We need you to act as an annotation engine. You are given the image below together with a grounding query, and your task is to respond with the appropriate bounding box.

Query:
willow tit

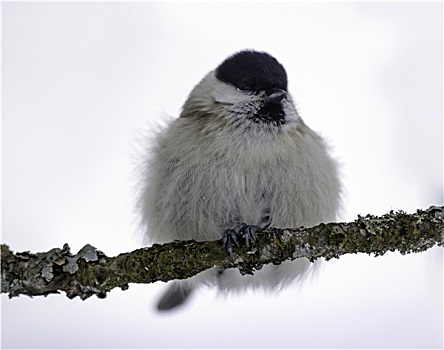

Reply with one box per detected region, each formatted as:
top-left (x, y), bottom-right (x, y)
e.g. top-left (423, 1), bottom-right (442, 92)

top-left (137, 50), bottom-right (342, 311)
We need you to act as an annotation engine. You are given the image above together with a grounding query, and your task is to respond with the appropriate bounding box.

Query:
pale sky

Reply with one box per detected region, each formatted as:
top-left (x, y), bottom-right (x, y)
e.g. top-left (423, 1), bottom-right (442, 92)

top-left (2, 2), bottom-right (443, 349)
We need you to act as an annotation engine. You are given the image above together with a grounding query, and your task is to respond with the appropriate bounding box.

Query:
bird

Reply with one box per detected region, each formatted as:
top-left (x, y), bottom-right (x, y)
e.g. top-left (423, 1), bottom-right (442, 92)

top-left (136, 49), bottom-right (342, 311)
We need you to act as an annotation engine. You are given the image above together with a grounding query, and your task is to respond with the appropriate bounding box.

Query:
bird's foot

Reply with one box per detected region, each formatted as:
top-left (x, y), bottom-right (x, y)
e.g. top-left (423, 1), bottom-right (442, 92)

top-left (222, 229), bottom-right (239, 259)
top-left (222, 223), bottom-right (261, 258)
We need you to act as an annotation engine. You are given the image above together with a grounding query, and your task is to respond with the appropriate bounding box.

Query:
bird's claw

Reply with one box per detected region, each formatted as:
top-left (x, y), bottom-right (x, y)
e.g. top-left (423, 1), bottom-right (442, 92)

top-left (239, 224), bottom-right (260, 248)
top-left (222, 224), bottom-right (261, 257)
top-left (222, 229), bottom-right (239, 258)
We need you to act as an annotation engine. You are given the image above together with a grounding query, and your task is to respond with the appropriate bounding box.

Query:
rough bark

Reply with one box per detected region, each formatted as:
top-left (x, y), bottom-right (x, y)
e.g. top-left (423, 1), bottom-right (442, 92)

top-left (2, 207), bottom-right (443, 300)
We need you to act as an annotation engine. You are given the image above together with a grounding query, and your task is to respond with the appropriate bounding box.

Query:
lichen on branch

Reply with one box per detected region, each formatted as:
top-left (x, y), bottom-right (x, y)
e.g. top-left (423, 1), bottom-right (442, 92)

top-left (1, 207), bottom-right (443, 300)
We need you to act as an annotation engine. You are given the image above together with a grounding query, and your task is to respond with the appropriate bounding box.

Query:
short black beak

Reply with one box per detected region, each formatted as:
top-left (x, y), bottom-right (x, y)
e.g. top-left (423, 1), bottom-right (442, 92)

top-left (263, 89), bottom-right (287, 104)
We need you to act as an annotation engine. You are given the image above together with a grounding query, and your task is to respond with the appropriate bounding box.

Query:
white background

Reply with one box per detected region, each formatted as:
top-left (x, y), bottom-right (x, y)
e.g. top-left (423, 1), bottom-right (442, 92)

top-left (2, 2), bottom-right (443, 349)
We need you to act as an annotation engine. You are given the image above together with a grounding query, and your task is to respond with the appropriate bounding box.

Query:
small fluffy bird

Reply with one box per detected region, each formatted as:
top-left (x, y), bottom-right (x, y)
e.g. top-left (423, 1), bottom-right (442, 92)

top-left (137, 50), bottom-right (342, 311)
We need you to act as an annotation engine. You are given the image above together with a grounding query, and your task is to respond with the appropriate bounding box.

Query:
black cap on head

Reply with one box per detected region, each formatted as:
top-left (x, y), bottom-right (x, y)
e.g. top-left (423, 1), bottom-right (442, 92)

top-left (215, 50), bottom-right (288, 94)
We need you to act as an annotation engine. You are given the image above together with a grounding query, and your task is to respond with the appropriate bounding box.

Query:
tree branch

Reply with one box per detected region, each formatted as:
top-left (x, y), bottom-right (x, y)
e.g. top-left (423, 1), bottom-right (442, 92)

top-left (2, 208), bottom-right (443, 300)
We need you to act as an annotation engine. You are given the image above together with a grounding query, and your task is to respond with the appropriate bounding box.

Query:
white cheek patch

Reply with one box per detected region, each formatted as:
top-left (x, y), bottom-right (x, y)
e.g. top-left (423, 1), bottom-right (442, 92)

top-left (213, 84), bottom-right (257, 105)
top-left (212, 84), bottom-right (265, 118)
top-left (281, 95), bottom-right (301, 123)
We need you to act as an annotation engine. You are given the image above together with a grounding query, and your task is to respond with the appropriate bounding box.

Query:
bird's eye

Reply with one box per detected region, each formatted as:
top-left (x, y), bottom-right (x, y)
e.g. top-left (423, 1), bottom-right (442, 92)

top-left (239, 81), bottom-right (251, 91)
